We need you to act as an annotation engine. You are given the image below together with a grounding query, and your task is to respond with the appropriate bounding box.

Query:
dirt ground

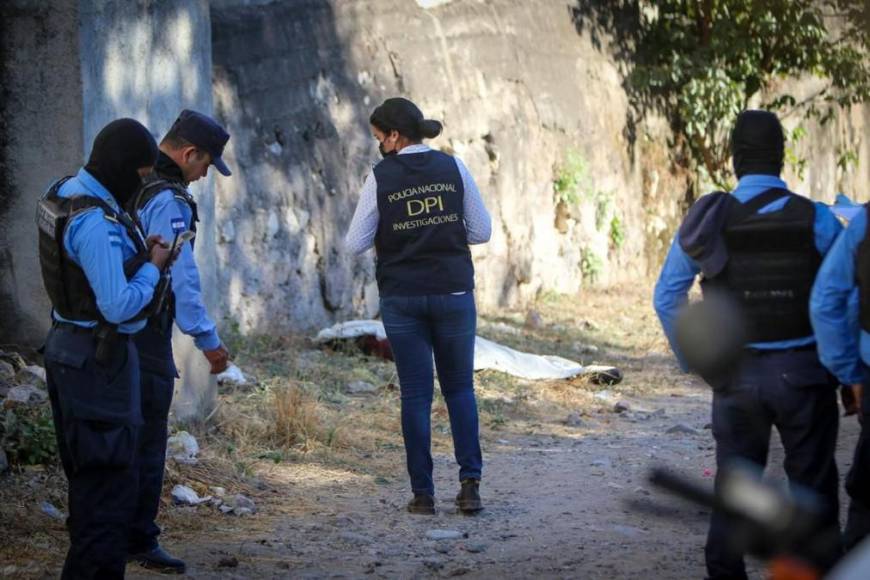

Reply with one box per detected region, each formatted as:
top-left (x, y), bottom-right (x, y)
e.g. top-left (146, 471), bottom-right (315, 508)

top-left (0, 285), bottom-right (862, 579)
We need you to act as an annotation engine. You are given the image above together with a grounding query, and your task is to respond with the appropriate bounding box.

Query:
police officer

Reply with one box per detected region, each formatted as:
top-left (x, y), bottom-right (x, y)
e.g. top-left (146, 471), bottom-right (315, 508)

top-left (345, 98), bottom-right (492, 514)
top-left (810, 208), bottom-right (870, 551)
top-left (37, 118), bottom-right (173, 578)
top-left (653, 110), bottom-right (843, 579)
top-left (125, 110), bottom-right (232, 573)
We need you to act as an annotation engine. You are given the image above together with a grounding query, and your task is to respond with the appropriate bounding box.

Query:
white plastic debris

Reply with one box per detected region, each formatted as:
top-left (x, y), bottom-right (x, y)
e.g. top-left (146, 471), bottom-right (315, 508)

top-left (217, 363), bottom-right (248, 386)
top-left (474, 336), bottom-right (583, 379)
top-left (40, 501), bottom-right (65, 520)
top-left (6, 385), bottom-right (48, 404)
top-left (220, 493), bottom-right (256, 516)
top-left (17, 365), bottom-right (46, 386)
top-left (315, 320), bottom-right (622, 382)
top-left (315, 320), bottom-right (388, 342)
top-left (345, 380), bottom-right (378, 395)
top-left (425, 529), bottom-right (466, 541)
top-left (166, 431), bottom-right (199, 464)
top-left (416, 0), bottom-right (454, 9)
top-left (171, 484), bottom-right (211, 506)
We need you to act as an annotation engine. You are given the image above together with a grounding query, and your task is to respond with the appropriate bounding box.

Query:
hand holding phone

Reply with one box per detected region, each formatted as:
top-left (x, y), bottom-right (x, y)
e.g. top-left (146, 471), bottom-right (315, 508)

top-left (170, 230), bottom-right (196, 253)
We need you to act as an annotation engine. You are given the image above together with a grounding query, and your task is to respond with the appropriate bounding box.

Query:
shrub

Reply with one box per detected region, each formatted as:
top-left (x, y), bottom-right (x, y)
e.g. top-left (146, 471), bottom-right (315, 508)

top-left (553, 149), bottom-right (593, 206)
top-left (0, 405), bottom-right (57, 466)
top-left (580, 247), bottom-right (604, 283)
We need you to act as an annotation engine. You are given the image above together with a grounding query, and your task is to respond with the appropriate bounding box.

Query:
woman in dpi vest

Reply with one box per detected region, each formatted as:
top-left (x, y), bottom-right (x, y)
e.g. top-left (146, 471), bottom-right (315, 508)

top-left (346, 98), bottom-right (492, 514)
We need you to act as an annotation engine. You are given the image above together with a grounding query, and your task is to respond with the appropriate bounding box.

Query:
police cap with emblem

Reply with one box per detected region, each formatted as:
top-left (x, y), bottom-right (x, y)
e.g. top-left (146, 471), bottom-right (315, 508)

top-left (170, 109), bottom-right (232, 177)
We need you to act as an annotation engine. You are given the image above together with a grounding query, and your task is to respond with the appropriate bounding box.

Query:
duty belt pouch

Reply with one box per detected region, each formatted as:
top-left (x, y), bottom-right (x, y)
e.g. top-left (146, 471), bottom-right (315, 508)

top-left (69, 416), bottom-right (139, 472)
top-left (94, 323), bottom-right (120, 367)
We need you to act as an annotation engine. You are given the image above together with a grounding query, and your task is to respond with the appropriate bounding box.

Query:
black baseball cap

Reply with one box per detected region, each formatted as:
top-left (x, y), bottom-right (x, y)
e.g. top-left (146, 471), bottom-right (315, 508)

top-left (171, 109), bottom-right (232, 176)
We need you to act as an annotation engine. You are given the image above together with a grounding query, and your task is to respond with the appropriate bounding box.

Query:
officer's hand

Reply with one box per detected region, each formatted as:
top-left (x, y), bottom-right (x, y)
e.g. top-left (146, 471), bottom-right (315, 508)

top-left (149, 242), bottom-right (172, 270)
top-left (145, 234), bottom-right (167, 251)
top-left (843, 383), bottom-right (863, 418)
top-left (203, 344), bottom-right (230, 375)
top-left (853, 383), bottom-right (864, 424)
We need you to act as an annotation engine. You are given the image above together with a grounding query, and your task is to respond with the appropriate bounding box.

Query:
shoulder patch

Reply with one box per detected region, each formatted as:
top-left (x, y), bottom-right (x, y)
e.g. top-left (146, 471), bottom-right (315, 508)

top-left (170, 217), bottom-right (186, 233)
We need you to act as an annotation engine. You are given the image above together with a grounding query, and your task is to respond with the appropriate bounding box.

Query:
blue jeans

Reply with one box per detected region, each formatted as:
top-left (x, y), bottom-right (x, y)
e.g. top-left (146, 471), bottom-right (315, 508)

top-left (380, 292), bottom-right (482, 496)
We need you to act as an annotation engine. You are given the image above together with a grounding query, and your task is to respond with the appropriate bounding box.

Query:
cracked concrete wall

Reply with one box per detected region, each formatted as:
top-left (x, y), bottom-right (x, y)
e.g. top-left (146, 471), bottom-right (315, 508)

top-left (3, 0), bottom-right (865, 348)
top-left (79, 0), bottom-right (217, 420)
top-left (211, 0), bottom-right (867, 336)
top-left (1, 0), bottom-right (217, 419)
top-left (0, 0), bottom-right (82, 346)
top-left (211, 0), bottom-right (685, 335)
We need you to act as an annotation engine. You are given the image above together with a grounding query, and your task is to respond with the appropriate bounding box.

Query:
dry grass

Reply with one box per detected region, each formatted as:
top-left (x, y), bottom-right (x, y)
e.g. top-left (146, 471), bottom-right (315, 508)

top-left (0, 281), bottom-right (678, 575)
top-left (271, 383), bottom-right (323, 450)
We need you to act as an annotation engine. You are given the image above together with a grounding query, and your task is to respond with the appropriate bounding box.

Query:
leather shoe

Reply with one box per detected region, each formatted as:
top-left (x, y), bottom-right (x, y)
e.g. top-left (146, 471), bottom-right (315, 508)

top-left (407, 493), bottom-right (436, 515)
top-left (456, 478), bottom-right (483, 513)
top-left (128, 546), bottom-right (186, 574)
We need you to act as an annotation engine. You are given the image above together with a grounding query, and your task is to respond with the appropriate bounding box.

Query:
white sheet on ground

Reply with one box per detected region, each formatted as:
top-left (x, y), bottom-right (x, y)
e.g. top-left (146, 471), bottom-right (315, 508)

top-left (315, 320), bottom-right (616, 380)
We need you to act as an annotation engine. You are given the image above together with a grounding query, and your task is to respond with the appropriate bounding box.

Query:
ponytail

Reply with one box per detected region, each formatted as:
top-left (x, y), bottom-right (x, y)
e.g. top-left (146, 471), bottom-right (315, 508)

top-left (418, 119), bottom-right (443, 139)
top-left (370, 98), bottom-right (443, 142)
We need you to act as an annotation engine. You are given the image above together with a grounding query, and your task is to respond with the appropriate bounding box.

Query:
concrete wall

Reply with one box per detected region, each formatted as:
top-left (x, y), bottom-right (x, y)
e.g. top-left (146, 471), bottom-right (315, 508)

top-left (2, 0), bottom-right (867, 354)
top-left (1, 0), bottom-right (217, 420)
top-left (0, 0), bottom-right (83, 346)
top-left (210, 0), bottom-right (868, 337)
top-left (209, 0), bottom-right (685, 335)
top-left (78, 0), bottom-right (217, 421)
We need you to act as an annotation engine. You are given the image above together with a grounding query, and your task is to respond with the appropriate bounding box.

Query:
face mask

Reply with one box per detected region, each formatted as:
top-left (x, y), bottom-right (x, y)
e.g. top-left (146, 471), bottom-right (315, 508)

top-left (379, 141), bottom-right (397, 158)
top-left (84, 118), bottom-right (158, 206)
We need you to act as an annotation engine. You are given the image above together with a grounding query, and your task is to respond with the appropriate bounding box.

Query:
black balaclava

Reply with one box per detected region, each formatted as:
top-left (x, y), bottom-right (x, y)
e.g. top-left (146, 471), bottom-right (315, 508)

top-left (84, 118), bottom-right (158, 206)
top-left (730, 110), bottom-right (785, 179)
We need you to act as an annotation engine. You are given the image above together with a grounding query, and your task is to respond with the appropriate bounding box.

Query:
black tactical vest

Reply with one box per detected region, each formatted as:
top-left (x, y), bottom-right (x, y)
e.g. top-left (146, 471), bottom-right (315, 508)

top-left (373, 150), bottom-right (474, 296)
top-left (680, 188), bottom-right (821, 343)
top-left (854, 206), bottom-right (870, 332)
top-left (36, 177), bottom-right (151, 323)
top-left (127, 174), bottom-right (198, 336)
top-left (129, 174), bottom-right (199, 238)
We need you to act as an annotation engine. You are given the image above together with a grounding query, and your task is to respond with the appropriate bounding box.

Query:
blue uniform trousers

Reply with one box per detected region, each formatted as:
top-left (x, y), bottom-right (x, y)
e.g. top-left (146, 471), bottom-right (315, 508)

top-left (705, 347), bottom-right (841, 579)
top-left (844, 366), bottom-right (870, 551)
top-left (380, 292), bottom-right (482, 496)
top-left (128, 319), bottom-right (176, 553)
top-left (44, 325), bottom-right (142, 580)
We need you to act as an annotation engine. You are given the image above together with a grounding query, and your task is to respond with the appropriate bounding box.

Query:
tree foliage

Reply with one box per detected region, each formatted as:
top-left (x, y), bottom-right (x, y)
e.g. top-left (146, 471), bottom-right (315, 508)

top-left (630, 0), bottom-right (869, 189)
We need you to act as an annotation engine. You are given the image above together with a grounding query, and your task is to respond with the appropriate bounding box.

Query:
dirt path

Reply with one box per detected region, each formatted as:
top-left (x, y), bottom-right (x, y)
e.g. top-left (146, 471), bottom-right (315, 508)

top-left (127, 378), bottom-right (861, 580)
top-left (2, 285), bottom-right (861, 579)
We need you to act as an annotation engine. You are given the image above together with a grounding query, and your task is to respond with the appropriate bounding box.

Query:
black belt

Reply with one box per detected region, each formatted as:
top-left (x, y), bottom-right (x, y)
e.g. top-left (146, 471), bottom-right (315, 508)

top-left (51, 321), bottom-right (131, 340)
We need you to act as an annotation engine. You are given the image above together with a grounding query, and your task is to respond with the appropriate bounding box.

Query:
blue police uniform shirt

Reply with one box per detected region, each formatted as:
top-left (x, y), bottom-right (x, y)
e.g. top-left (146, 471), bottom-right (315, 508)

top-left (137, 189), bottom-right (221, 351)
top-left (654, 174), bottom-right (842, 371)
top-left (53, 168), bottom-right (160, 334)
top-left (810, 209), bottom-right (867, 385)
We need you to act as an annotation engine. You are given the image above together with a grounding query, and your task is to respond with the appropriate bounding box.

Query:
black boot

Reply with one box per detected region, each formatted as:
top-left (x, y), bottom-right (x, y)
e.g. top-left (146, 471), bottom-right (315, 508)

top-left (456, 479), bottom-right (483, 513)
top-left (128, 546), bottom-right (187, 574)
top-left (407, 493), bottom-right (436, 515)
